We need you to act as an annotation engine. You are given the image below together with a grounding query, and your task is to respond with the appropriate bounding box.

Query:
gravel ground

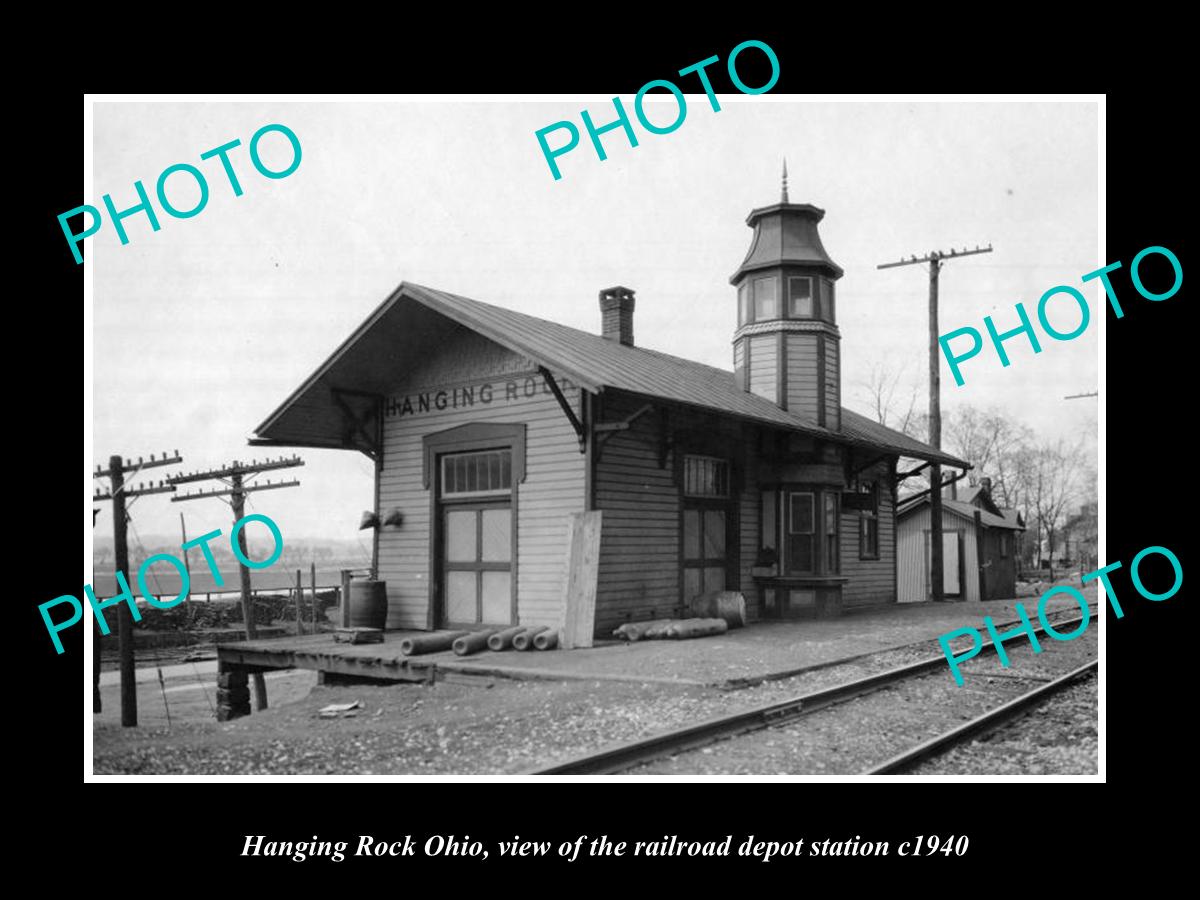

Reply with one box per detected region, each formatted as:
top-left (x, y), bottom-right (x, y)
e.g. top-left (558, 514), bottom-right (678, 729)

top-left (625, 628), bottom-right (1098, 776)
top-left (92, 594), bottom-right (1099, 776)
top-left (908, 676), bottom-right (1098, 775)
top-left (93, 621), bottom-right (1096, 776)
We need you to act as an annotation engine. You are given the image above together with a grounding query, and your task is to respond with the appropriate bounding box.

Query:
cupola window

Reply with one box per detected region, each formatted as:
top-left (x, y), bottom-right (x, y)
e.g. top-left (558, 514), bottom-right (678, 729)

top-left (752, 276), bottom-right (778, 321)
top-left (788, 276), bottom-right (813, 317)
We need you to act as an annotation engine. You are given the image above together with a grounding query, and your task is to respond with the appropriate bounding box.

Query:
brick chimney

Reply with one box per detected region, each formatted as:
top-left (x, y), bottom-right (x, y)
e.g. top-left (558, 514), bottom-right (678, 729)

top-left (980, 476), bottom-right (992, 499)
top-left (599, 286), bottom-right (635, 347)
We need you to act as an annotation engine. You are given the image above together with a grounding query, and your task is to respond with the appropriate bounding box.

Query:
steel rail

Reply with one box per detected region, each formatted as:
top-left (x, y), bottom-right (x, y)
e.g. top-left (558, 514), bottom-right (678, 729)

top-left (863, 658), bottom-right (1097, 774)
top-left (532, 611), bottom-right (1092, 775)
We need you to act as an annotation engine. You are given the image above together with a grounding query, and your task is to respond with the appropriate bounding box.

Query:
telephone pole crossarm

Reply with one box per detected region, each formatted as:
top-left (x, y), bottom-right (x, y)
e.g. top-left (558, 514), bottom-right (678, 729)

top-left (168, 456), bottom-right (304, 485)
top-left (171, 479), bottom-right (301, 502)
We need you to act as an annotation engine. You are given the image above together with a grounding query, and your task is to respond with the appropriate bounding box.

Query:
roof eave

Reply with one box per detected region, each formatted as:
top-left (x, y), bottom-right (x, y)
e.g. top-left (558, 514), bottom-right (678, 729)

top-left (253, 282), bottom-right (607, 442)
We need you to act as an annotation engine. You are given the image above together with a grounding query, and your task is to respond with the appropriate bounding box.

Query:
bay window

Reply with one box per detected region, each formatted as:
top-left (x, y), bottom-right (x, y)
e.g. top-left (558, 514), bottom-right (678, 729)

top-left (760, 486), bottom-right (840, 576)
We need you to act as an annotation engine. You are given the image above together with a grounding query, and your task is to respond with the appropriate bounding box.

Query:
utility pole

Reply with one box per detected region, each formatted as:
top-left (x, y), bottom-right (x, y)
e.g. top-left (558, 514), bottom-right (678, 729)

top-left (879, 244), bottom-right (992, 602)
top-left (170, 457), bottom-right (303, 712)
top-left (93, 451), bottom-right (183, 726)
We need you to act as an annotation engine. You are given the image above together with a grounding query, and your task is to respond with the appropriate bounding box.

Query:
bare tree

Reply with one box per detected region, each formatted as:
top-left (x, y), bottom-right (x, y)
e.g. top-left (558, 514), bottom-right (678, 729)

top-left (1027, 439), bottom-right (1086, 579)
top-left (942, 406), bottom-right (1034, 501)
top-left (857, 362), bottom-right (920, 433)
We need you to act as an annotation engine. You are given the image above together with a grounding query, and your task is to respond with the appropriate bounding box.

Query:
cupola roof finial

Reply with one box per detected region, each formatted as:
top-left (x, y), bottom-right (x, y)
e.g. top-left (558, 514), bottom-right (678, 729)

top-left (781, 158), bottom-right (789, 203)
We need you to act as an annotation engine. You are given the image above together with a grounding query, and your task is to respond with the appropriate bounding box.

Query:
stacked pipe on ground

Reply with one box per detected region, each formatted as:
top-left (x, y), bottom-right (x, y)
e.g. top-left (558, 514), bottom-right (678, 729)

top-left (487, 626), bottom-right (525, 651)
top-left (399, 630), bottom-right (469, 656)
top-left (533, 630), bottom-right (558, 650)
top-left (512, 626), bottom-right (548, 651)
top-left (452, 629), bottom-right (499, 656)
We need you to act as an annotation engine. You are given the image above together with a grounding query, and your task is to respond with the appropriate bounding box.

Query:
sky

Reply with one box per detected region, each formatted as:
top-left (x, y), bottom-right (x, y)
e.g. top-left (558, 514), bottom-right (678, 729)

top-left (89, 98), bottom-right (1099, 546)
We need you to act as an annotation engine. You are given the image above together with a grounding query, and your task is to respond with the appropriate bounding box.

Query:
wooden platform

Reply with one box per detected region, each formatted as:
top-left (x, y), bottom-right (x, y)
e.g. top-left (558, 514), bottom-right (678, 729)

top-left (213, 628), bottom-right (693, 719)
top-left (217, 630), bottom-right (444, 683)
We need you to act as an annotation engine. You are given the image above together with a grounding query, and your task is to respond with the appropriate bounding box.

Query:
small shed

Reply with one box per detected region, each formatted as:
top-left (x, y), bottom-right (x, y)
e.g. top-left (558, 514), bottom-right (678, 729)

top-left (896, 479), bottom-right (1024, 603)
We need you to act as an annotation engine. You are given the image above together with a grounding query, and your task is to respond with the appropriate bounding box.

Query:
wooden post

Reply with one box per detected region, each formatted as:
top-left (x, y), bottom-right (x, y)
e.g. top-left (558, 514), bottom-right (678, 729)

top-left (110, 455), bottom-right (137, 726)
top-left (340, 569), bottom-right (352, 628)
top-left (231, 471), bottom-right (268, 711)
top-left (93, 617), bottom-right (102, 714)
top-left (295, 569), bottom-right (303, 635)
top-left (974, 509), bottom-right (986, 602)
top-left (877, 245), bottom-right (991, 605)
top-left (311, 562), bottom-right (317, 633)
top-left (179, 511), bottom-right (192, 581)
top-left (928, 258), bottom-right (945, 603)
top-left (216, 661), bottom-right (251, 721)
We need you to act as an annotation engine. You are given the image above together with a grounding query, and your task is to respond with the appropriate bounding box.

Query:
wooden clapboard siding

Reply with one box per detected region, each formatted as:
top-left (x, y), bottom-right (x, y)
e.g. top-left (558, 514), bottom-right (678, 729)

top-left (896, 503), bottom-right (981, 604)
top-left (593, 395), bottom-right (756, 636)
top-left (824, 337), bottom-right (840, 431)
top-left (592, 393), bottom-right (679, 636)
top-left (376, 330), bottom-right (585, 630)
top-left (748, 335), bottom-right (777, 403)
top-left (738, 427), bottom-right (761, 620)
top-left (840, 459), bottom-right (897, 608)
top-left (785, 333), bottom-right (820, 423)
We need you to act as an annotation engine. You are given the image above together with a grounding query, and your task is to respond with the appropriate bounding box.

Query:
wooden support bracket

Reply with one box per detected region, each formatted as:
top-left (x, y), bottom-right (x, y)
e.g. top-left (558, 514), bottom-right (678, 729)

top-left (593, 402), bottom-right (657, 461)
top-left (332, 389), bottom-right (381, 460)
top-left (539, 366), bottom-right (586, 452)
top-left (897, 461), bottom-right (932, 482)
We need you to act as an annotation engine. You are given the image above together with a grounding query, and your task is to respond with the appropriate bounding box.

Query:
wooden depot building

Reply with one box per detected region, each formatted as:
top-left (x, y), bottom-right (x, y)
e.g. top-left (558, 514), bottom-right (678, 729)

top-left (251, 186), bottom-right (969, 639)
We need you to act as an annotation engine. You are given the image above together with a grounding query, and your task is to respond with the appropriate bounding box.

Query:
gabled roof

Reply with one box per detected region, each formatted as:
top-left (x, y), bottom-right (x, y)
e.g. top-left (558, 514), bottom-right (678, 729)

top-left (958, 484), bottom-right (983, 504)
top-left (897, 494), bottom-right (1025, 530)
top-left (253, 281), bottom-right (969, 468)
top-left (958, 484), bottom-right (1004, 517)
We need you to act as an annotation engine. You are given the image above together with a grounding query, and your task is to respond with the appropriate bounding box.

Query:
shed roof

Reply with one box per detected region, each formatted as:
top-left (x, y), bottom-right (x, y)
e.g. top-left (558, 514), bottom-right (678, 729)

top-left (253, 281), bottom-right (969, 467)
top-left (897, 495), bottom-right (1025, 530)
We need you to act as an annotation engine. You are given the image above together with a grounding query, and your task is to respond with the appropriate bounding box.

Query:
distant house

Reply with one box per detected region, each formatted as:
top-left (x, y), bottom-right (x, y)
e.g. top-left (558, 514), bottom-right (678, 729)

top-left (896, 478), bottom-right (1024, 603)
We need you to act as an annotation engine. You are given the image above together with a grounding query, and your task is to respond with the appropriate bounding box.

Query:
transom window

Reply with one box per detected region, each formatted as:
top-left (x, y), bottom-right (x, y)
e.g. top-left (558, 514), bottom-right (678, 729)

top-left (683, 455), bottom-right (730, 498)
top-left (440, 449), bottom-right (512, 498)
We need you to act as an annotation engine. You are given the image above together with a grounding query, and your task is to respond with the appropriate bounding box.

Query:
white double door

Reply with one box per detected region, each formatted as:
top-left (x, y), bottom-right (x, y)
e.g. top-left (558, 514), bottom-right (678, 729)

top-left (441, 503), bottom-right (514, 627)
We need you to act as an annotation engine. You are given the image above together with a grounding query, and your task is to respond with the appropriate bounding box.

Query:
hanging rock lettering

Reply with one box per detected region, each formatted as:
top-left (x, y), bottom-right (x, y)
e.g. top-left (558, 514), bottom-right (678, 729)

top-left (387, 374), bottom-right (576, 418)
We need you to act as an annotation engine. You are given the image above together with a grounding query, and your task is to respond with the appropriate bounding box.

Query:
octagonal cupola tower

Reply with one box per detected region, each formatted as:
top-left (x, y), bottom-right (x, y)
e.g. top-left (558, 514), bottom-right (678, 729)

top-left (732, 162), bottom-right (844, 430)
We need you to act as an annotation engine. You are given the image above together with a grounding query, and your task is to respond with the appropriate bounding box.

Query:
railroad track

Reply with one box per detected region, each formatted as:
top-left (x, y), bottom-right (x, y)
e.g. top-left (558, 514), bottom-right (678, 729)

top-left (864, 659), bottom-right (1097, 774)
top-left (531, 610), bottom-right (1096, 775)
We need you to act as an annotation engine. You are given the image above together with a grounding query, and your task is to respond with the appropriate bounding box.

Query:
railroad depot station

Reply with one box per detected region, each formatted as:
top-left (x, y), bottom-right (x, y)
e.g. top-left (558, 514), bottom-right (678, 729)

top-left (215, 183), bottom-right (1008, 714)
